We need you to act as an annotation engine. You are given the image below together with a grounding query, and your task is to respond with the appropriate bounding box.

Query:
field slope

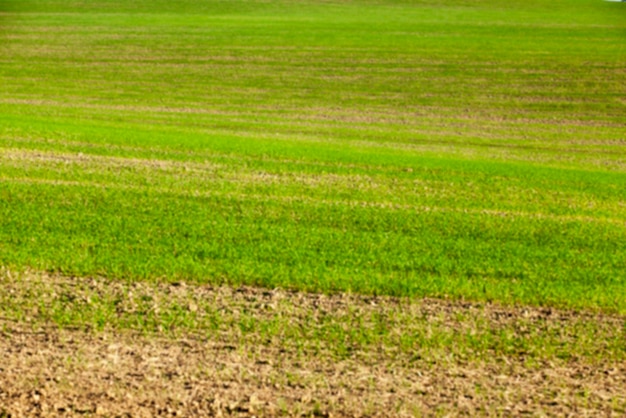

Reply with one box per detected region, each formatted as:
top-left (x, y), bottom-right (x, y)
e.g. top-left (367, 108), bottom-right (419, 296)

top-left (1, 0), bottom-right (626, 416)
top-left (2, 0), bottom-right (625, 312)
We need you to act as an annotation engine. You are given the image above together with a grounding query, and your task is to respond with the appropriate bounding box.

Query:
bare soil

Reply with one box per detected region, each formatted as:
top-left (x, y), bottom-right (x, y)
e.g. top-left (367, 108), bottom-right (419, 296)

top-left (1, 272), bottom-right (626, 417)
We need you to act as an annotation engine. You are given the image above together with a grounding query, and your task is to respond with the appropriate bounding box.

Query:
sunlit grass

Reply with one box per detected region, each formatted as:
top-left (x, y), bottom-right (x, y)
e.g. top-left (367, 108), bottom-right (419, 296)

top-left (1, 0), bottom-right (625, 312)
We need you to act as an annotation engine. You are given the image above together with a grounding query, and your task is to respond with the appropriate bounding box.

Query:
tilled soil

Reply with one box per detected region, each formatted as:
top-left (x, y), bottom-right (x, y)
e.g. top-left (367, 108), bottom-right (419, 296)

top-left (1, 272), bottom-right (626, 417)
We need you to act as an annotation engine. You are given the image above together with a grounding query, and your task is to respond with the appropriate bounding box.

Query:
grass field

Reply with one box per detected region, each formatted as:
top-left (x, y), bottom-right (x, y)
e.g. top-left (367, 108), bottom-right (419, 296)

top-left (1, 0), bottom-right (625, 312)
top-left (1, 0), bottom-right (626, 415)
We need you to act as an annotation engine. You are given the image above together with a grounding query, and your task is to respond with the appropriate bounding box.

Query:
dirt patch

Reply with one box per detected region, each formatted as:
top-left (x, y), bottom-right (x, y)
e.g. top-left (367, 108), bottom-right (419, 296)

top-left (2, 322), bottom-right (626, 417)
top-left (1, 270), bottom-right (626, 416)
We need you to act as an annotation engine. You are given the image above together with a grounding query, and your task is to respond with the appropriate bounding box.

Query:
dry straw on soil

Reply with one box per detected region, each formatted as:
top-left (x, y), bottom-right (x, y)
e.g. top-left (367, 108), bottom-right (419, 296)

top-left (1, 270), bottom-right (625, 417)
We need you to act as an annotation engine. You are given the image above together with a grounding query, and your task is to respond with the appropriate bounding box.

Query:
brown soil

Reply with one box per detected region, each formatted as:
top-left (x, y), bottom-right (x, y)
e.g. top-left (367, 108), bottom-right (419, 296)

top-left (1, 273), bottom-right (626, 417)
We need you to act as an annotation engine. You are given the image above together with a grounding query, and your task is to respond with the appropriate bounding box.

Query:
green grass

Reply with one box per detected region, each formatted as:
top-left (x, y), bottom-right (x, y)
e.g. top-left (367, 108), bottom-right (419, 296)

top-left (1, 0), bottom-right (625, 312)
